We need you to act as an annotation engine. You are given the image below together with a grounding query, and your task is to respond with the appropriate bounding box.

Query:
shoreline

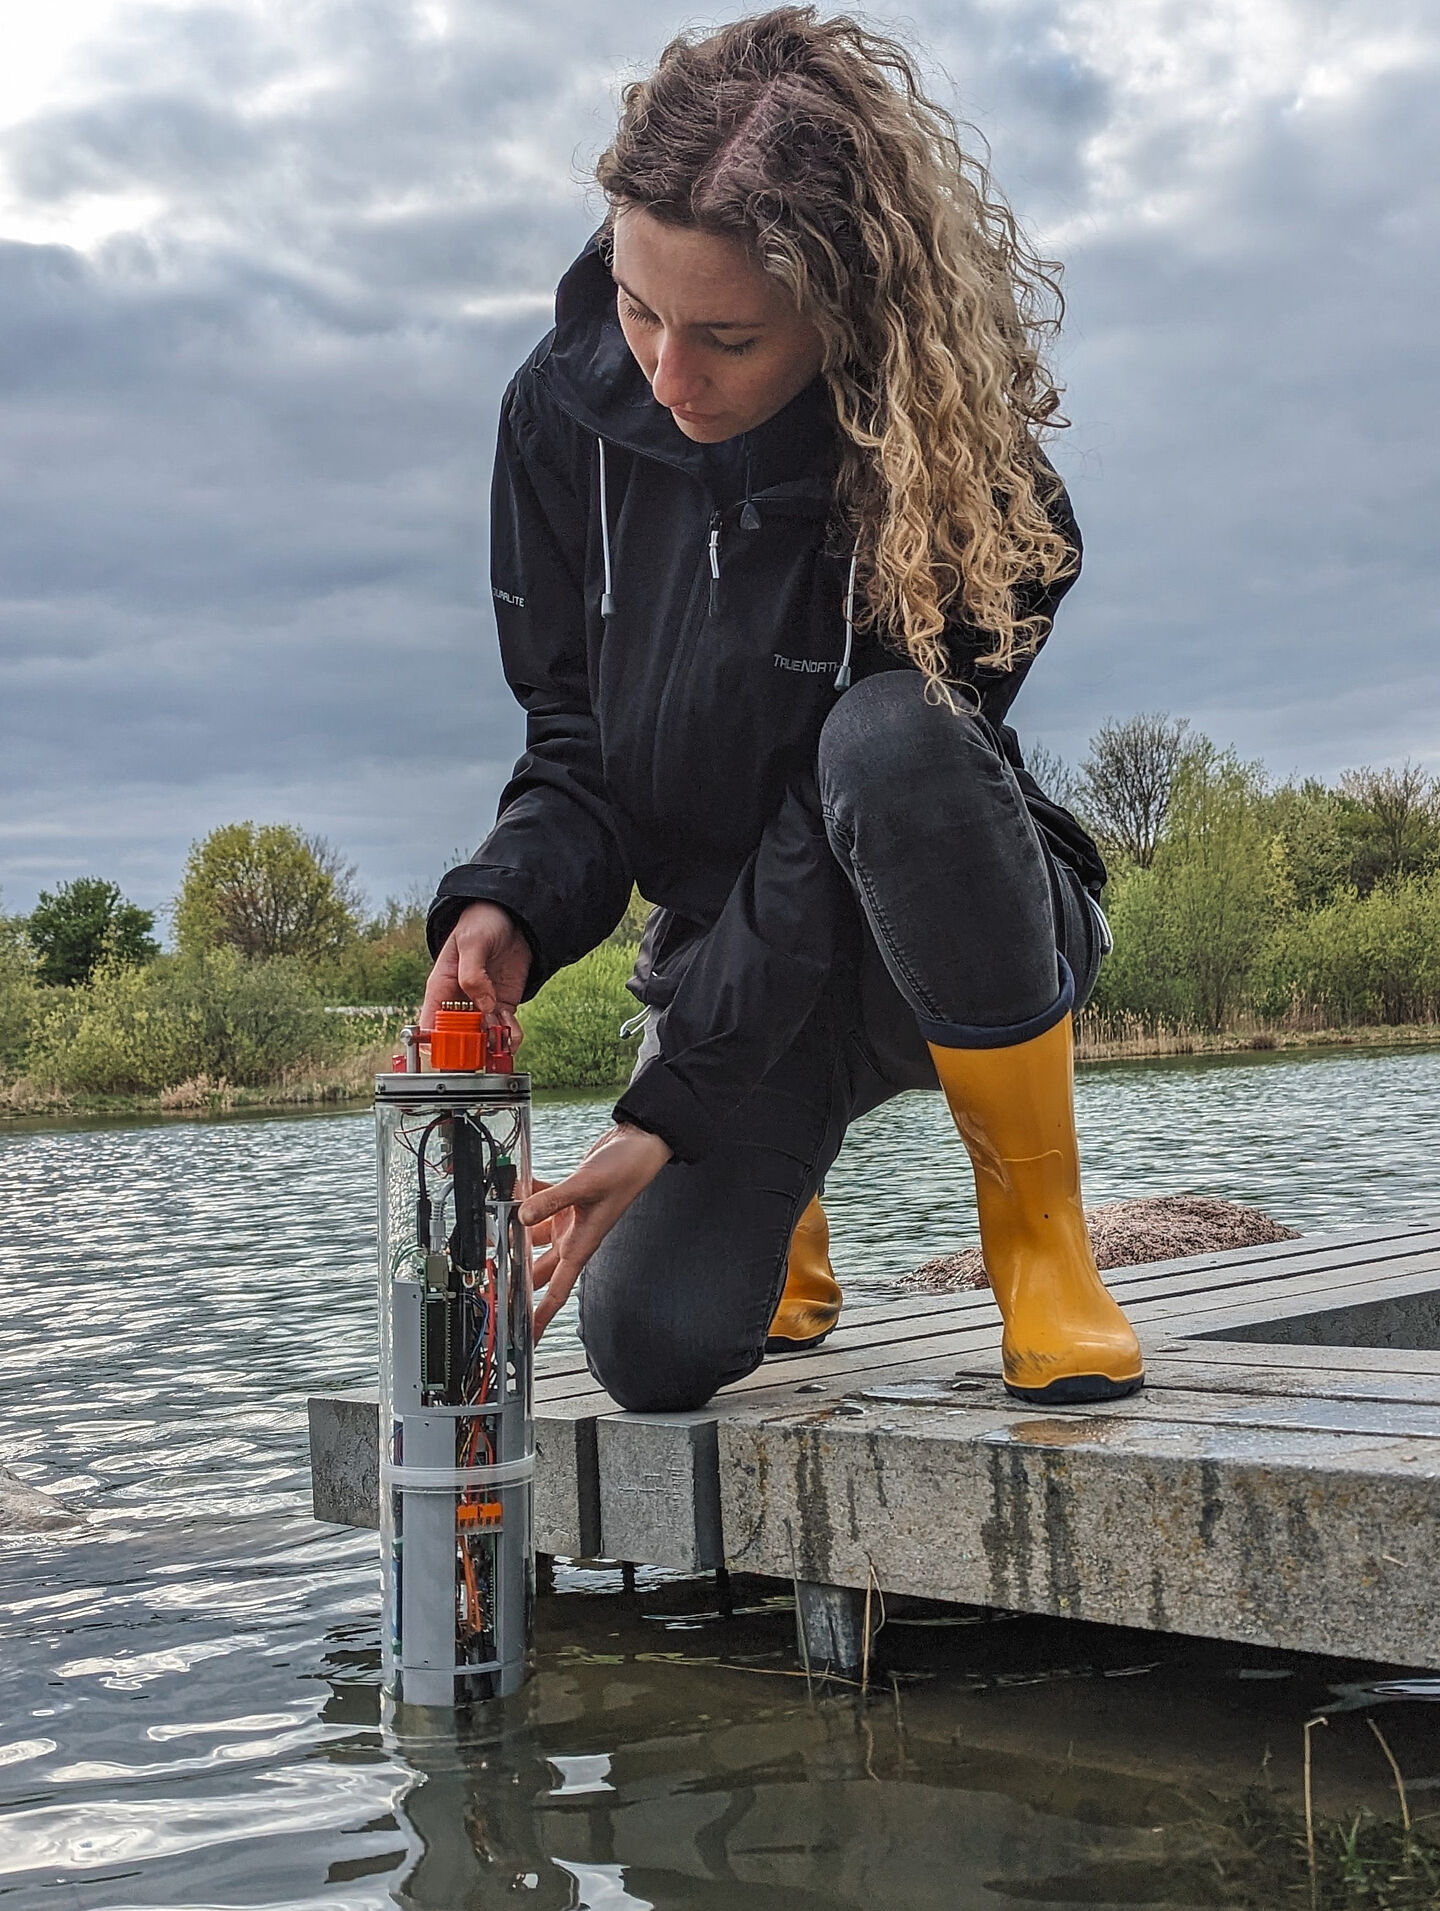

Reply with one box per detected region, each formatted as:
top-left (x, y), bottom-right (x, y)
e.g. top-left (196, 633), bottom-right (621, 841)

top-left (3, 1022), bottom-right (1440, 1128)
top-left (1073, 1017), bottom-right (1440, 1064)
top-left (0, 1048), bottom-right (392, 1127)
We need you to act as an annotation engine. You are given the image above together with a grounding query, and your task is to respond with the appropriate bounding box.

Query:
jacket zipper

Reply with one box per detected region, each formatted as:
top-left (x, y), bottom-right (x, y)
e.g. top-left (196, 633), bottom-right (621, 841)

top-left (650, 511), bottom-right (721, 818)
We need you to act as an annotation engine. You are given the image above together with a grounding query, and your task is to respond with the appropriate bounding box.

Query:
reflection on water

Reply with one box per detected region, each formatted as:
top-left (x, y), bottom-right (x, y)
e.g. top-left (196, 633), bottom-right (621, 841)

top-left (2, 1045), bottom-right (1439, 1908)
top-left (375, 1585), bottom-right (1439, 1910)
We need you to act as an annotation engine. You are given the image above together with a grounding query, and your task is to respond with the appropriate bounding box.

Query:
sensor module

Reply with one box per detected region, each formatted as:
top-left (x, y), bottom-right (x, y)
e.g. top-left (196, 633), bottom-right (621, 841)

top-left (376, 1012), bottom-right (533, 1707)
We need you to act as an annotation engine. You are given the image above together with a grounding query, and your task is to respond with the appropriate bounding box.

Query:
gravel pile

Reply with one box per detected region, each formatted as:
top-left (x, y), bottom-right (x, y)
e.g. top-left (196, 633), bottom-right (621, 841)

top-left (907, 1193), bottom-right (1300, 1294)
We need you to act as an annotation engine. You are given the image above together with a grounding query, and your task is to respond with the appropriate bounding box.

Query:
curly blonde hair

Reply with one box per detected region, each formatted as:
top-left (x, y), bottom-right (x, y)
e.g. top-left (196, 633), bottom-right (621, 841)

top-left (596, 6), bottom-right (1074, 684)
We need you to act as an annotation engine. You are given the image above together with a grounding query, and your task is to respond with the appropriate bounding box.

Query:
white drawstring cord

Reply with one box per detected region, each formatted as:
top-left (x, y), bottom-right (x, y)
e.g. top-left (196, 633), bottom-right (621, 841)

top-left (836, 541), bottom-right (859, 692)
top-left (601, 435), bottom-right (855, 681)
top-left (598, 438), bottom-right (615, 619)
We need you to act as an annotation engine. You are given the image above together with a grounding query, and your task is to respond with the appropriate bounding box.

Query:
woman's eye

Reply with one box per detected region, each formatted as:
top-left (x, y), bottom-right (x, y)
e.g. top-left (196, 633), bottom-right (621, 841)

top-left (620, 296), bottom-right (758, 357)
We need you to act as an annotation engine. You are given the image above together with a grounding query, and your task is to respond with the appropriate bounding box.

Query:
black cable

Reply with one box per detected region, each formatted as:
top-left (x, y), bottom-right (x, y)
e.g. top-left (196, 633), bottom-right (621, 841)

top-left (413, 1113), bottom-right (449, 1248)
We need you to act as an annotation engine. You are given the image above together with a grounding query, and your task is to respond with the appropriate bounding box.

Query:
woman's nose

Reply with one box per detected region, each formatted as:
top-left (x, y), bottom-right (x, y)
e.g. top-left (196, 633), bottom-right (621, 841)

top-left (650, 334), bottom-right (707, 410)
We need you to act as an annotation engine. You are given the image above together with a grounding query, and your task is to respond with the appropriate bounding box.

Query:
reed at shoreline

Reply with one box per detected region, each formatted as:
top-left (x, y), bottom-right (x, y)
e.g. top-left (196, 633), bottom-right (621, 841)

top-left (5, 1017), bottom-right (1439, 1122)
top-left (1073, 1009), bottom-right (1440, 1063)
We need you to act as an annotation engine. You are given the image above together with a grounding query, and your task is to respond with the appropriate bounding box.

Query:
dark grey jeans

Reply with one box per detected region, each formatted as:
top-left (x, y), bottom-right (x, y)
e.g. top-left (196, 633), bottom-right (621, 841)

top-left (578, 672), bottom-right (1104, 1412)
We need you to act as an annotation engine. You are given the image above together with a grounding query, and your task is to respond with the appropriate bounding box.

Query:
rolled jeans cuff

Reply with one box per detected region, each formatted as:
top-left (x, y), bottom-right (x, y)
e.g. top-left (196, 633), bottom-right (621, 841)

top-left (916, 956), bottom-right (1075, 1050)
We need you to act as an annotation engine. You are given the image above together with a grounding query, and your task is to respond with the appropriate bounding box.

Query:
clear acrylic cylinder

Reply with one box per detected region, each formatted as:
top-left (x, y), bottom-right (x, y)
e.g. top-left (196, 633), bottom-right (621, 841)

top-left (376, 1065), bottom-right (533, 1707)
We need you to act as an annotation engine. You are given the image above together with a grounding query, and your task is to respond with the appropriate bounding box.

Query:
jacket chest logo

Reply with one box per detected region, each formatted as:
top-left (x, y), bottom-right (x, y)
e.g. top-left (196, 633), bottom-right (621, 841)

top-left (773, 653), bottom-right (838, 676)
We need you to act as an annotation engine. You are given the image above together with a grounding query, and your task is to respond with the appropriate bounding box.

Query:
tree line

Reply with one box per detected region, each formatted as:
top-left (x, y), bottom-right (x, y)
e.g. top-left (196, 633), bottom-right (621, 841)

top-left (4, 724), bottom-right (1439, 1103)
top-left (1043, 716), bottom-right (1440, 1032)
top-left (15, 824), bottom-right (432, 996)
top-left (0, 822), bottom-right (643, 1099)
top-left (0, 824), bottom-right (434, 1098)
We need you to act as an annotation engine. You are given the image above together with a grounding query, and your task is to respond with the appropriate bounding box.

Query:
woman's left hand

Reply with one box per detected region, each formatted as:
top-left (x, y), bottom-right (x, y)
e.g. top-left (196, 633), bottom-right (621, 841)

top-left (521, 1123), bottom-right (673, 1339)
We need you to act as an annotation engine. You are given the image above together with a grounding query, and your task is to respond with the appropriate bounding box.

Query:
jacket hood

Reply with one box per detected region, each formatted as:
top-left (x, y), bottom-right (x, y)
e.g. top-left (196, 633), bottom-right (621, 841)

top-left (538, 237), bottom-right (838, 504)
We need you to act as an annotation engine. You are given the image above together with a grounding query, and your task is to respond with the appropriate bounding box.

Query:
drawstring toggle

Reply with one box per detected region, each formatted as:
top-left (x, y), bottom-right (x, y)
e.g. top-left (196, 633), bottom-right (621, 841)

top-left (598, 437), bottom-right (616, 619)
top-left (836, 541), bottom-right (859, 692)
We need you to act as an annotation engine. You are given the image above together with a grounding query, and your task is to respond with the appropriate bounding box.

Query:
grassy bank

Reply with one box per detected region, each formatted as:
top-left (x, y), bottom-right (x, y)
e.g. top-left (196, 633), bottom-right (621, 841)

top-left (1074, 1009), bottom-right (1440, 1064)
top-left (0, 940), bottom-right (647, 1121)
top-left (13, 732), bottom-right (1440, 1116)
top-left (0, 1042), bottom-right (397, 1121)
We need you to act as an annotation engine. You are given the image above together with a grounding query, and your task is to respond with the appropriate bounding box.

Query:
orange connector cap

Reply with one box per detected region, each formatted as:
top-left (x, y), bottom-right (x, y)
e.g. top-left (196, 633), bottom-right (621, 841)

top-left (430, 1003), bottom-right (485, 1072)
top-left (457, 1500), bottom-right (503, 1529)
top-left (429, 1004), bottom-right (516, 1073)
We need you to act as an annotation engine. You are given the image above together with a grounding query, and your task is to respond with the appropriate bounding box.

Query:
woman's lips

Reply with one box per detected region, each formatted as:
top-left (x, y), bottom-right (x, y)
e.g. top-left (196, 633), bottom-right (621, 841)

top-left (672, 406), bottom-right (719, 424)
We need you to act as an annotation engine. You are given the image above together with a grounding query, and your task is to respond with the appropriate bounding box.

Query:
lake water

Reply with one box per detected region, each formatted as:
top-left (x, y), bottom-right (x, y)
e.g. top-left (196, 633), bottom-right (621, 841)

top-left (3, 1045), bottom-right (1440, 1908)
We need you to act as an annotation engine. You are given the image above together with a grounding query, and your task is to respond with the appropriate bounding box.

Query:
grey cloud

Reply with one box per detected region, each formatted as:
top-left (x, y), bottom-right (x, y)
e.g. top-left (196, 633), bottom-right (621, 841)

top-left (1028, 52), bottom-right (1440, 772)
top-left (0, 0), bottom-right (633, 916)
top-left (0, 0), bottom-right (1437, 922)
top-left (919, 6), bottom-right (1114, 218)
top-left (10, 95), bottom-right (256, 202)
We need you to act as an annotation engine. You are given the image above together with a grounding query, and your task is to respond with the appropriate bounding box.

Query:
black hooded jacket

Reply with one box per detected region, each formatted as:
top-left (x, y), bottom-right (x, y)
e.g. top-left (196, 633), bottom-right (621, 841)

top-left (429, 240), bottom-right (1104, 1162)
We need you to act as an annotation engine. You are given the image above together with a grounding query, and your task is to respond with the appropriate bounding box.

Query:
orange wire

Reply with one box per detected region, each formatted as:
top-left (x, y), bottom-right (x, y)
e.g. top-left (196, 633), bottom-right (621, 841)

top-left (457, 1178), bottom-right (504, 1619)
top-left (459, 1531), bottom-right (483, 1638)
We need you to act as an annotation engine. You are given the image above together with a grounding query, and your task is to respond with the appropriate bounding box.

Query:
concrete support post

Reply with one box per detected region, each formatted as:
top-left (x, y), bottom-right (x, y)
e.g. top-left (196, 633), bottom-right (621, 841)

top-left (795, 1580), bottom-right (866, 1677)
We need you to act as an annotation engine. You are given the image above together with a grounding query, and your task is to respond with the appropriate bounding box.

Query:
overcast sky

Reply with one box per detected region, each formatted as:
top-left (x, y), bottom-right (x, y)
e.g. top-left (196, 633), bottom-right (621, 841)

top-left (2, 0), bottom-right (1437, 921)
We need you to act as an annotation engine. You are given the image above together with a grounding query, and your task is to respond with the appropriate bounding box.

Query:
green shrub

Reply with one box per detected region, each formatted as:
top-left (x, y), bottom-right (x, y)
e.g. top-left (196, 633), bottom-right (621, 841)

top-left (1087, 864), bottom-right (1184, 1025)
top-left (28, 949), bottom-right (339, 1094)
top-left (0, 918), bottom-right (40, 1078)
top-left (1089, 748), bottom-right (1280, 1030)
top-left (322, 911), bottom-right (431, 1008)
top-left (1257, 874), bottom-right (1440, 1025)
top-left (1264, 778), bottom-right (1352, 909)
top-left (323, 1006), bottom-right (409, 1056)
top-left (516, 943), bottom-right (640, 1089)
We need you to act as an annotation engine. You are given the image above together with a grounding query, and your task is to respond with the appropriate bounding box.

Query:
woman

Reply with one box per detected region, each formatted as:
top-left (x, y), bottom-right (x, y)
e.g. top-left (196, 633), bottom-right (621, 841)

top-left (421, 7), bottom-right (1143, 1412)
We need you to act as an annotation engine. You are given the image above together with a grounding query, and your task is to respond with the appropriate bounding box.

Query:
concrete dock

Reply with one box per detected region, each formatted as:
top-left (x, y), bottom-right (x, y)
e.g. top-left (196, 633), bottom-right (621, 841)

top-left (310, 1219), bottom-right (1440, 1671)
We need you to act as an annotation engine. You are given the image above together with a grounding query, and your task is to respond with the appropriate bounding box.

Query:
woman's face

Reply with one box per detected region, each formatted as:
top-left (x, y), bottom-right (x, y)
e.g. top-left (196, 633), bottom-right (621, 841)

top-left (610, 206), bottom-right (825, 443)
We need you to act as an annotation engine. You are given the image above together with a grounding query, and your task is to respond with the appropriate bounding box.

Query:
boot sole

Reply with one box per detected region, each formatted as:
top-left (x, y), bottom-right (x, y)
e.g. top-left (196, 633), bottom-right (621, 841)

top-left (765, 1329), bottom-right (834, 1356)
top-left (1005, 1372), bottom-right (1145, 1406)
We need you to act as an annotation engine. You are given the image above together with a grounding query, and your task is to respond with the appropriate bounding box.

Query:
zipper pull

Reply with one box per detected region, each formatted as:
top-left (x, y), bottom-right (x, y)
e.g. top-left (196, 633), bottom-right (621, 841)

top-left (708, 515), bottom-right (722, 615)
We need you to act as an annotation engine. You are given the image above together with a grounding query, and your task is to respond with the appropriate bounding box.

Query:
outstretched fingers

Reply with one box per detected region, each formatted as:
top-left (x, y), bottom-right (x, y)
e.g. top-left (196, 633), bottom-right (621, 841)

top-left (533, 1257), bottom-right (583, 1338)
top-left (519, 1126), bottom-right (673, 1341)
top-left (528, 1220), bottom-right (595, 1339)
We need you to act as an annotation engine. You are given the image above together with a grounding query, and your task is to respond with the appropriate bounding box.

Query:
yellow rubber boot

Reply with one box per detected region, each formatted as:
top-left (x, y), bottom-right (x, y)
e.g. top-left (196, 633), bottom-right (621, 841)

top-left (928, 1014), bottom-right (1144, 1404)
top-left (766, 1195), bottom-right (843, 1353)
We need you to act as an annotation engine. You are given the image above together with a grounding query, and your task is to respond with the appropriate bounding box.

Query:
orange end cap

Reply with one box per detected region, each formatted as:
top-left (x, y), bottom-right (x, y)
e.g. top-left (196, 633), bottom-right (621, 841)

top-left (431, 1002), bottom-right (485, 1072)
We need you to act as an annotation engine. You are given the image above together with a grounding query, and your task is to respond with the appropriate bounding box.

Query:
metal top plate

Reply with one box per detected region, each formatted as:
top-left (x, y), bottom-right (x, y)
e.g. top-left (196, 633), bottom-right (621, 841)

top-left (374, 1071), bottom-right (531, 1103)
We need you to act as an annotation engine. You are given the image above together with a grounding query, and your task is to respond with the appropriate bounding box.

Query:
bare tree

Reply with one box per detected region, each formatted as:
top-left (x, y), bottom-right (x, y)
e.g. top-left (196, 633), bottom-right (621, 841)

top-left (1337, 760), bottom-right (1440, 889)
top-left (1022, 742), bottom-right (1082, 811)
top-left (1077, 713), bottom-right (1192, 867)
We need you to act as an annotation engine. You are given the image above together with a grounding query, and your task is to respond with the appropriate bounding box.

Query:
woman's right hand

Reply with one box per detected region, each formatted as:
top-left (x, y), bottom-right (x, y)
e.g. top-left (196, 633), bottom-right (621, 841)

top-left (420, 901), bottom-right (532, 1044)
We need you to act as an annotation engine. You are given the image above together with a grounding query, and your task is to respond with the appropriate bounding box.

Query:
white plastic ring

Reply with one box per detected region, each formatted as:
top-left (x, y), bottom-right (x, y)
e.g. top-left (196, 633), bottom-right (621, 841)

top-left (381, 1454), bottom-right (534, 1490)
